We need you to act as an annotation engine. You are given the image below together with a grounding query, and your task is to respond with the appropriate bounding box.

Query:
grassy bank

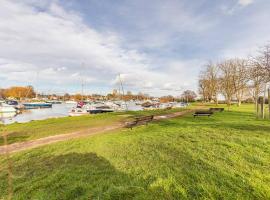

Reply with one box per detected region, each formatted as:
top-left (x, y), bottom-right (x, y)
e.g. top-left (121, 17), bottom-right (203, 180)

top-left (0, 107), bottom-right (187, 145)
top-left (0, 104), bottom-right (269, 199)
top-left (0, 113), bottom-right (123, 145)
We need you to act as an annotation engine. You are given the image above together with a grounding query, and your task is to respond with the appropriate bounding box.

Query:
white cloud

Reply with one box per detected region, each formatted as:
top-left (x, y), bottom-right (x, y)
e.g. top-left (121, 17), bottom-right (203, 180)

top-left (0, 0), bottom-right (203, 96)
top-left (0, 1), bottom-right (151, 92)
top-left (238, 0), bottom-right (254, 6)
top-left (2, 0), bottom-right (267, 96)
top-left (221, 0), bottom-right (254, 15)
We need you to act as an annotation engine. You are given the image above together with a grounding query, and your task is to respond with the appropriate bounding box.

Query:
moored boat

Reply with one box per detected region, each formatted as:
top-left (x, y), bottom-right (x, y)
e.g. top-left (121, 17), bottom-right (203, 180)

top-left (23, 102), bottom-right (52, 109)
top-left (0, 112), bottom-right (17, 119)
top-left (46, 100), bottom-right (62, 104)
top-left (65, 100), bottom-right (77, 104)
top-left (0, 103), bottom-right (17, 113)
top-left (87, 105), bottom-right (114, 114)
top-left (68, 107), bottom-right (89, 116)
top-left (5, 100), bottom-right (19, 106)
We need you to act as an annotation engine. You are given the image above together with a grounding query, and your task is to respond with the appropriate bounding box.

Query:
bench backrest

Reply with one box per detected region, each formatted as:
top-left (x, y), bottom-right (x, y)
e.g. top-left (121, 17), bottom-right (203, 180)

top-left (135, 115), bottom-right (154, 122)
top-left (194, 110), bottom-right (213, 115)
top-left (209, 108), bottom-right (224, 112)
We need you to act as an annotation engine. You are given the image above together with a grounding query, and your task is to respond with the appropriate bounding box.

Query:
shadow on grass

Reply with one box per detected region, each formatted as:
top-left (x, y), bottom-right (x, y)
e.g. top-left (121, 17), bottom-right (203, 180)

top-left (0, 153), bottom-right (145, 200)
top-left (0, 132), bottom-right (30, 146)
top-left (0, 151), bottom-right (267, 199)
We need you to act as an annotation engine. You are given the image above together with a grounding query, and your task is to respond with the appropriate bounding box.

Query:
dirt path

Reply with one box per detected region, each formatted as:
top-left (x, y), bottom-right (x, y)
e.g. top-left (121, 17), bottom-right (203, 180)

top-left (153, 109), bottom-right (192, 120)
top-left (0, 109), bottom-right (193, 155)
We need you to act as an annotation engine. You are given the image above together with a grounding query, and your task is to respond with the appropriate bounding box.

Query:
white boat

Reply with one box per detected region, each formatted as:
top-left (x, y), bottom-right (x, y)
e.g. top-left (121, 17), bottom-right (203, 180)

top-left (0, 112), bottom-right (17, 119)
top-left (65, 100), bottom-right (77, 104)
top-left (0, 103), bottom-right (17, 113)
top-left (68, 107), bottom-right (89, 116)
top-left (105, 101), bottom-right (126, 111)
top-left (172, 102), bottom-right (188, 108)
top-left (85, 102), bottom-right (114, 114)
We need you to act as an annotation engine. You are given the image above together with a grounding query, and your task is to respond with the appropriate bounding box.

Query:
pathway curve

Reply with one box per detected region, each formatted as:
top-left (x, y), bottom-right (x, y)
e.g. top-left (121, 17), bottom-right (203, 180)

top-left (0, 109), bottom-right (193, 154)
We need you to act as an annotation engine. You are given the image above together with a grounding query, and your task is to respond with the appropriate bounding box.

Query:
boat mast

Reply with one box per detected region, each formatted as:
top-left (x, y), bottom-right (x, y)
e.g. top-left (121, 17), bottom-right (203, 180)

top-left (81, 80), bottom-right (84, 101)
top-left (81, 62), bottom-right (85, 101)
top-left (118, 73), bottom-right (128, 110)
top-left (35, 71), bottom-right (39, 99)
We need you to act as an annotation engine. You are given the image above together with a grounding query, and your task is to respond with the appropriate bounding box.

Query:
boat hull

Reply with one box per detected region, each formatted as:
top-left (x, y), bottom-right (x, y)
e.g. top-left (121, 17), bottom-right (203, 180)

top-left (68, 112), bottom-right (89, 117)
top-left (88, 109), bottom-right (114, 114)
top-left (0, 103), bottom-right (17, 113)
top-left (23, 103), bottom-right (52, 109)
top-left (0, 107), bottom-right (17, 113)
top-left (46, 101), bottom-right (62, 104)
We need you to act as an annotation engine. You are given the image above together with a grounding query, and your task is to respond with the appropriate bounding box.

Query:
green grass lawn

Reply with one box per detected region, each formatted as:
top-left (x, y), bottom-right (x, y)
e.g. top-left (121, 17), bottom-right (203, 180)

top-left (0, 107), bottom-right (187, 145)
top-left (0, 104), bottom-right (270, 199)
top-left (0, 108), bottom-right (187, 146)
top-left (0, 113), bottom-right (123, 145)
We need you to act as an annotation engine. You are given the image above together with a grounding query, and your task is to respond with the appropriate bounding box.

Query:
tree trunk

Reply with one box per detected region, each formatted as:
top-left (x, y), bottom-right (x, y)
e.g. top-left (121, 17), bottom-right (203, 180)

top-left (215, 95), bottom-right (218, 105)
top-left (256, 97), bottom-right (259, 118)
top-left (227, 96), bottom-right (231, 110)
top-left (237, 98), bottom-right (241, 106)
top-left (262, 86), bottom-right (267, 119)
top-left (260, 97), bottom-right (264, 119)
top-left (255, 86), bottom-right (259, 118)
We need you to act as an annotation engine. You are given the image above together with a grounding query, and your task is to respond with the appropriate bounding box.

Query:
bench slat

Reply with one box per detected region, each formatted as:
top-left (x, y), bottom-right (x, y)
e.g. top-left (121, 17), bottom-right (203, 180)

top-left (209, 108), bottom-right (224, 112)
top-left (125, 115), bottom-right (154, 129)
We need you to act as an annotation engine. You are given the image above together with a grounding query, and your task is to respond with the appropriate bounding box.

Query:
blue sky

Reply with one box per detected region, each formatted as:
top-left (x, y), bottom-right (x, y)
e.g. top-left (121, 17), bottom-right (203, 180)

top-left (0, 0), bottom-right (270, 96)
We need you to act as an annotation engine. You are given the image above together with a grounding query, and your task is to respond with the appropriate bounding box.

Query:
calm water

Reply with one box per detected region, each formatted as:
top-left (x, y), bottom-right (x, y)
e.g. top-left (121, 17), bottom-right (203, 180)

top-left (0, 103), bottom-right (142, 125)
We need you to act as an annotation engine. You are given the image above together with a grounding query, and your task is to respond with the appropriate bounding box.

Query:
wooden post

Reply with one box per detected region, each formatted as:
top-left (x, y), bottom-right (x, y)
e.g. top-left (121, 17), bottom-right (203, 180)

top-left (260, 97), bottom-right (264, 119)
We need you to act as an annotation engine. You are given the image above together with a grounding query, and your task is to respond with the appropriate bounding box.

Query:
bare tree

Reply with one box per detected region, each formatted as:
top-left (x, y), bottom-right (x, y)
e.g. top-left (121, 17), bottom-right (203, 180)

top-left (199, 77), bottom-right (209, 102)
top-left (206, 62), bottom-right (219, 104)
top-left (197, 43), bottom-right (270, 118)
top-left (258, 44), bottom-right (270, 80)
top-left (181, 90), bottom-right (197, 102)
top-left (231, 59), bottom-right (249, 106)
top-left (198, 61), bottom-right (219, 104)
top-left (259, 44), bottom-right (270, 118)
top-left (248, 60), bottom-right (265, 117)
top-left (250, 44), bottom-right (270, 118)
top-left (218, 59), bottom-right (235, 107)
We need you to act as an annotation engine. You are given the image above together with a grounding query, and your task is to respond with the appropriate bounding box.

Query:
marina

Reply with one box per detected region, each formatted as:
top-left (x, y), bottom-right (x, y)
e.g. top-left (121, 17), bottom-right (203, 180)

top-left (0, 100), bottom-right (187, 124)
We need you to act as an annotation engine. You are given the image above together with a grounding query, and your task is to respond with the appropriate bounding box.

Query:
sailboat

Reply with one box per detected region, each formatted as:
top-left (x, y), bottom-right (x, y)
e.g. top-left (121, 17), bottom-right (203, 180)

top-left (116, 73), bottom-right (128, 111)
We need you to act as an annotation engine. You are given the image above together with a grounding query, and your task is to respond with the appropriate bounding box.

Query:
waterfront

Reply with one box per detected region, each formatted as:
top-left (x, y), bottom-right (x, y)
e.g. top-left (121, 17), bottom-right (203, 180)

top-left (0, 102), bottom-right (143, 124)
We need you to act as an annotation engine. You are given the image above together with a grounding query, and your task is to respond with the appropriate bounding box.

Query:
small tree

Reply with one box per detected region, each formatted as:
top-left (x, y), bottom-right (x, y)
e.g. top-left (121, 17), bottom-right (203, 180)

top-left (4, 86), bottom-right (36, 99)
top-left (231, 59), bottom-right (249, 106)
top-left (181, 90), bottom-right (197, 102)
top-left (198, 61), bottom-right (219, 104)
top-left (218, 59), bottom-right (235, 107)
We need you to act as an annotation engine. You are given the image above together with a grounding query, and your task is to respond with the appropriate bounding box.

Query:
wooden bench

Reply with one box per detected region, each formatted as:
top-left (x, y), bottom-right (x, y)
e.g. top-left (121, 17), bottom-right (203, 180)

top-left (165, 106), bottom-right (172, 110)
top-left (125, 115), bottom-right (154, 129)
top-left (209, 108), bottom-right (224, 112)
top-left (193, 110), bottom-right (213, 117)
